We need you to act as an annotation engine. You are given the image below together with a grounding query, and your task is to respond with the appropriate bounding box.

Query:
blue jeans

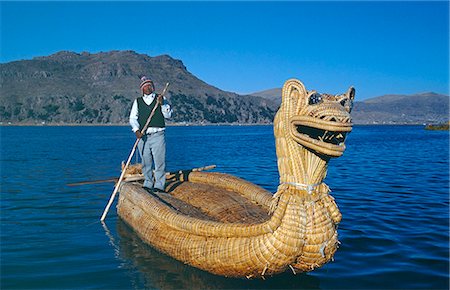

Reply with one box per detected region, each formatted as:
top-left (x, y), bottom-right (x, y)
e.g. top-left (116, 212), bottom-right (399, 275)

top-left (137, 131), bottom-right (166, 190)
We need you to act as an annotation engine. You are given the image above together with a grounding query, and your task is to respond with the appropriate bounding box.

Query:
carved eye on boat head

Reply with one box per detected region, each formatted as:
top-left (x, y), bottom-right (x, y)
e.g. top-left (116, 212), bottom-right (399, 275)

top-left (308, 93), bottom-right (323, 105)
top-left (340, 98), bottom-right (354, 113)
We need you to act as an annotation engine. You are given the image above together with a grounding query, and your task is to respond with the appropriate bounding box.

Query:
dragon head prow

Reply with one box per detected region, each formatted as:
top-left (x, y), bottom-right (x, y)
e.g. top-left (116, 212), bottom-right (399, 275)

top-left (275, 78), bottom-right (355, 158)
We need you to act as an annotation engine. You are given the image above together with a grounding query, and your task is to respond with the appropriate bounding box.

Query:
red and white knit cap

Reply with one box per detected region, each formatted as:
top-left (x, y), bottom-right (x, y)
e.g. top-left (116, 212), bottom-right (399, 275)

top-left (140, 76), bottom-right (154, 90)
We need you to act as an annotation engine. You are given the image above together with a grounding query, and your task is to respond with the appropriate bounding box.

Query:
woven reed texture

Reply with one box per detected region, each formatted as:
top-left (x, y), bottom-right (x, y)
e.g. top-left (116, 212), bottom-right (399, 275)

top-left (165, 174), bottom-right (271, 223)
top-left (117, 78), bottom-right (354, 278)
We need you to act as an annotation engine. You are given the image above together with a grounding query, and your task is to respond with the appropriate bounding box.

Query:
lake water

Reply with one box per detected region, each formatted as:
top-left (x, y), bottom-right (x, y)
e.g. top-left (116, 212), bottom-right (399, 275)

top-left (1, 125), bottom-right (448, 289)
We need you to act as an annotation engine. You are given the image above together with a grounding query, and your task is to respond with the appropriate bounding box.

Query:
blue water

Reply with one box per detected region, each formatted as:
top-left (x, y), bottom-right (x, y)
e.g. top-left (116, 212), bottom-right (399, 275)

top-left (1, 125), bottom-right (448, 289)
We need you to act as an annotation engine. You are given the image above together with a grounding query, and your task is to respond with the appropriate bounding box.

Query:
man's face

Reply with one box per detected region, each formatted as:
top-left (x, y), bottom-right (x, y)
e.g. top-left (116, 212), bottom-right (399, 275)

top-left (142, 83), bottom-right (154, 95)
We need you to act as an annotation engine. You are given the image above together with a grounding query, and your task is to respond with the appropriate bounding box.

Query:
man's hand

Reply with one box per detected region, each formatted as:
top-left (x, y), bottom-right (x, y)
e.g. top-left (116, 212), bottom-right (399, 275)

top-left (157, 94), bottom-right (163, 105)
top-left (135, 130), bottom-right (143, 139)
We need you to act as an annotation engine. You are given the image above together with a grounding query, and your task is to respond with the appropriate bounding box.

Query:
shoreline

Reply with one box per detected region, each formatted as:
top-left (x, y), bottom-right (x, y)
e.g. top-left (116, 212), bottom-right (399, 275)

top-left (0, 122), bottom-right (273, 127)
top-left (0, 122), bottom-right (443, 127)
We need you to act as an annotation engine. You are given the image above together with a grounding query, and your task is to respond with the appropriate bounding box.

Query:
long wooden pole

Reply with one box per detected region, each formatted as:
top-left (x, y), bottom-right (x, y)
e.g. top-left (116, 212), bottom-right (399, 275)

top-left (100, 82), bottom-right (169, 221)
top-left (67, 177), bottom-right (118, 186)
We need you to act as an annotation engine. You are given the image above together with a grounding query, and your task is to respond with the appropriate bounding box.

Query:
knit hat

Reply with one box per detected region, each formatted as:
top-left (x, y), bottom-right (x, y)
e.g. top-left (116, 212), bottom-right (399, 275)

top-left (140, 76), bottom-right (154, 90)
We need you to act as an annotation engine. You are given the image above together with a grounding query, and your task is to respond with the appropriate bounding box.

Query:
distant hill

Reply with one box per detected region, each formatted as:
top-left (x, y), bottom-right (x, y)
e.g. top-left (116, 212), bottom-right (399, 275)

top-left (0, 50), bottom-right (277, 124)
top-left (352, 92), bottom-right (449, 124)
top-left (1, 51), bottom-right (447, 125)
top-left (250, 88), bottom-right (281, 103)
top-left (251, 89), bottom-right (449, 124)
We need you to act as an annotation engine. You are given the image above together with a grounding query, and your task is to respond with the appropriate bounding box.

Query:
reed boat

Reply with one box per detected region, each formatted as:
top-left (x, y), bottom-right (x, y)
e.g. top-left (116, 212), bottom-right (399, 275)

top-left (116, 79), bottom-right (355, 278)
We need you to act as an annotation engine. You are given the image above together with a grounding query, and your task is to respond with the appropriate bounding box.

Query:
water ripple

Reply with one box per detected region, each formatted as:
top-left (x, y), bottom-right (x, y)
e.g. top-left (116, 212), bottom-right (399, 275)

top-left (1, 125), bottom-right (448, 289)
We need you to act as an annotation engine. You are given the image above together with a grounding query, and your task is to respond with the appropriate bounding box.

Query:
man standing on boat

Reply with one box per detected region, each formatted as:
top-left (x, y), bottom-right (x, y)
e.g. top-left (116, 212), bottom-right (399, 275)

top-left (129, 76), bottom-right (172, 193)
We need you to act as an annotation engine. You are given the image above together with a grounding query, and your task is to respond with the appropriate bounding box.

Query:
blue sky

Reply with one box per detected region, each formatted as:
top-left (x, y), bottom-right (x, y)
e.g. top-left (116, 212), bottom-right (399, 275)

top-left (1, 1), bottom-right (448, 100)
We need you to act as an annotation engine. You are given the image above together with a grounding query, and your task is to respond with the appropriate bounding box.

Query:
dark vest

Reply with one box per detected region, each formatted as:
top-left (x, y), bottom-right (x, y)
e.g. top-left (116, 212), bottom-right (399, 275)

top-left (137, 95), bottom-right (165, 129)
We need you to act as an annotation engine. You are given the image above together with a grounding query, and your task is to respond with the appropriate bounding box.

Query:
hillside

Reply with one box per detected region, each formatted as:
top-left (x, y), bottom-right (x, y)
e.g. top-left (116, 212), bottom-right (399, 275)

top-left (249, 88), bottom-right (281, 103)
top-left (251, 89), bottom-right (449, 124)
top-left (352, 92), bottom-right (449, 124)
top-left (1, 51), bottom-right (447, 125)
top-left (0, 50), bottom-right (277, 124)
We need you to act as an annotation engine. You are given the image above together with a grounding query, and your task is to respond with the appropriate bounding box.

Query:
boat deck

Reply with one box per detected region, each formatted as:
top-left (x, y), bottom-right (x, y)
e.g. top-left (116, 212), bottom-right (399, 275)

top-left (126, 179), bottom-right (271, 224)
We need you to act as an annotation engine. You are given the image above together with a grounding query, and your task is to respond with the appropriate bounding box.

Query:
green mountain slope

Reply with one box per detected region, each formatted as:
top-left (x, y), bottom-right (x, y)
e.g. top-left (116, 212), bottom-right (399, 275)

top-left (0, 50), bottom-right (277, 124)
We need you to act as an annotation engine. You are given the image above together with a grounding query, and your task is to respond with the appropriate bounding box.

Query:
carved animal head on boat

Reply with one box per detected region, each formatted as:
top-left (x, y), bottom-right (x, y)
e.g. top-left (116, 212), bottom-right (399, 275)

top-left (274, 79), bottom-right (355, 185)
top-left (275, 79), bottom-right (354, 157)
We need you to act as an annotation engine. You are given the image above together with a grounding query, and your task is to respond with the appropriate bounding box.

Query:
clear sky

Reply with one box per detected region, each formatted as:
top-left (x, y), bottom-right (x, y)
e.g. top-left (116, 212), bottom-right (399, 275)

top-left (1, 1), bottom-right (449, 100)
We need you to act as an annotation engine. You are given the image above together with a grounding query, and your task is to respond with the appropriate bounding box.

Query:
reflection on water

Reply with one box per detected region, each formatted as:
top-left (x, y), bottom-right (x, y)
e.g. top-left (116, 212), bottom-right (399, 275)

top-left (113, 220), bottom-right (321, 290)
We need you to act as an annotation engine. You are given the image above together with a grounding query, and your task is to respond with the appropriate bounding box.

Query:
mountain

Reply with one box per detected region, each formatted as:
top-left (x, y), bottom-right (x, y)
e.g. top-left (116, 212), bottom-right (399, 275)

top-left (251, 89), bottom-right (449, 124)
top-left (249, 88), bottom-right (281, 103)
top-left (0, 50), bottom-right (277, 124)
top-left (1, 51), bottom-right (447, 125)
top-left (352, 92), bottom-right (449, 124)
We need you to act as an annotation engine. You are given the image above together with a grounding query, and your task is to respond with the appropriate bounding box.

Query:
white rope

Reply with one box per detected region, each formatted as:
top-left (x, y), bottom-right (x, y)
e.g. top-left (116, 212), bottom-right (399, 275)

top-left (281, 182), bottom-right (321, 194)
